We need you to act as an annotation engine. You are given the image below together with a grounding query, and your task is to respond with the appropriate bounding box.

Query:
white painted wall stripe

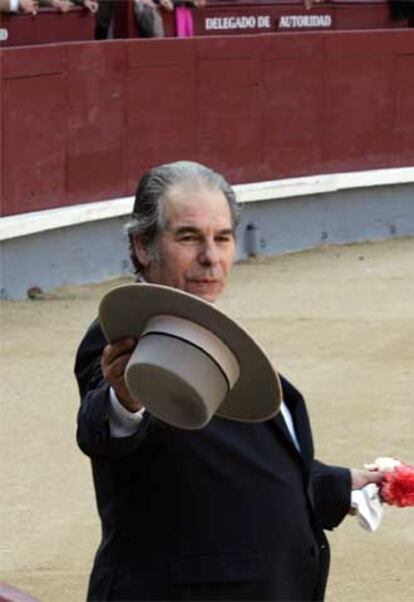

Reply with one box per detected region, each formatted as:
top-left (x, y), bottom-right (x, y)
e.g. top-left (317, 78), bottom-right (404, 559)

top-left (1, 167), bottom-right (413, 242)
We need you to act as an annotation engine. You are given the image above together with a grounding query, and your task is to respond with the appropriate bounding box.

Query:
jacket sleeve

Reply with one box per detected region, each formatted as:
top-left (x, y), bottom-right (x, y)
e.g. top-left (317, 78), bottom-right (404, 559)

top-left (311, 459), bottom-right (352, 530)
top-left (74, 320), bottom-right (153, 459)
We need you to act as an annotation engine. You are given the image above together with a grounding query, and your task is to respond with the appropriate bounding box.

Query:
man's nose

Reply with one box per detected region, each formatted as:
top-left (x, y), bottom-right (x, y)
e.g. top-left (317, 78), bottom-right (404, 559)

top-left (198, 241), bottom-right (219, 266)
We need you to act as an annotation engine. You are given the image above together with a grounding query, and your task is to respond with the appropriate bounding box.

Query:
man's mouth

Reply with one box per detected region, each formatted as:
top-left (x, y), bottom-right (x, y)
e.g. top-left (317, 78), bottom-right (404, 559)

top-left (193, 279), bottom-right (217, 283)
top-left (190, 279), bottom-right (219, 286)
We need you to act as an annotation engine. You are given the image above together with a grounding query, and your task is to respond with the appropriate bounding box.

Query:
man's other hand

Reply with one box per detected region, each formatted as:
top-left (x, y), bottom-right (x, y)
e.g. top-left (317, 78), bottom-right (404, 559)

top-left (350, 468), bottom-right (385, 490)
top-left (101, 337), bottom-right (143, 412)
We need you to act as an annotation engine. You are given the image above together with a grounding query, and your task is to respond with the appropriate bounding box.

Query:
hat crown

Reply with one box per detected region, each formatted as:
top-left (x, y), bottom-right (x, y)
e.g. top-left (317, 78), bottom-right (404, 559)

top-left (142, 315), bottom-right (240, 388)
top-left (125, 315), bottom-right (241, 429)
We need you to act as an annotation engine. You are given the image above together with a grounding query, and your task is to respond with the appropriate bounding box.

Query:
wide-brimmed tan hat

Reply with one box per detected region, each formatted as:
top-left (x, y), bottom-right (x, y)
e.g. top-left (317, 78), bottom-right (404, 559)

top-left (99, 283), bottom-right (281, 429)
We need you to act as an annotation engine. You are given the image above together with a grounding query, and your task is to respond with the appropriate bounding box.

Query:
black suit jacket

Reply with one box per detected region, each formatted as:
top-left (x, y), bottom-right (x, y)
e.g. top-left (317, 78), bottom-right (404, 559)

top-left (75, 320), bottom-right (351, 601)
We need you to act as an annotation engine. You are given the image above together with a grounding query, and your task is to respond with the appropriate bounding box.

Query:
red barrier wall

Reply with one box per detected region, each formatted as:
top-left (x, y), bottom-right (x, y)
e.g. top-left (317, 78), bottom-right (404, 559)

top-left (0, 8), bottom-right (94, 48)
top-left (1, 30), bottom-right (413, 217)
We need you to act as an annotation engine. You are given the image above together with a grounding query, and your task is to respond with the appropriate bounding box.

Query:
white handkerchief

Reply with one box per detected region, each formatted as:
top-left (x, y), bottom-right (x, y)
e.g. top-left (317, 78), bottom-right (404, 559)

top-left (351, 483), bottom-right (383, 532)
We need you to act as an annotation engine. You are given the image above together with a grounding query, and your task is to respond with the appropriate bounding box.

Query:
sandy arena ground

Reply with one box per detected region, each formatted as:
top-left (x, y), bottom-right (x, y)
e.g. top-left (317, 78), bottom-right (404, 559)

top-left (1, 238), bottom-right (413, 602)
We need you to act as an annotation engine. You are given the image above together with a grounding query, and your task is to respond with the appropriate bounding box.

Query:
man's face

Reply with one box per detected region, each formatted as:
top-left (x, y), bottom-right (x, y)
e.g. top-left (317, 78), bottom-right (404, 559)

top-left (134, 186), bottom-right (236, 302)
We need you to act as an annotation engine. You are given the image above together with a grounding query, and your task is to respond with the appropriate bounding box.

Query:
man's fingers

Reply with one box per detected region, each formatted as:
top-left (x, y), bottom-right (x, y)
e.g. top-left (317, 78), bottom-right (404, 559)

top-left (102, 338), bottom-right (137, 366)
top-left (104, 353), bottom-right (132, 381)
top-left (351, 468), bottom-right (385, 489)
top-left (101, 339), bottom-right (143, 410)
top-left (366, 470), bottom-right (385, 484)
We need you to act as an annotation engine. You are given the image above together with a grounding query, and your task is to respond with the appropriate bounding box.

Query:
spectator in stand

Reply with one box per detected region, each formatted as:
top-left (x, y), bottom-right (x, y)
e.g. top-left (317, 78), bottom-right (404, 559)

top-left (389, 1), bottom-right (414, 25)
top-left (0, 0), bottom-right (96, 16)
top-left (37, 0), bottom-right (97, 13)
top-left (0, 0), bottom-right (38, 13)
top-left (174, 0), bottom-right (205, 38)
top-left (39, 0), bottom-right (72, 11)
top-left (134, 0), bottom-right (174, 38)
top-left (72, 0), bottom-right (98, 14)
top-left (304, 0), bottom-right (325, 10)
top-left (94, 0), bottom-right (114, 39)
top-left (95, 0), bottom-right (173, 40)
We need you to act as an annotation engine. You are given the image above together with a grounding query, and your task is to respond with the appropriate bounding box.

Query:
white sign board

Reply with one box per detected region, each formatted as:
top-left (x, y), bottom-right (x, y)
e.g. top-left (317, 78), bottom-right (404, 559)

top-left (279, 15), bottom-right (332, 29)
top-left (205, 16), bottom-right (272, 32)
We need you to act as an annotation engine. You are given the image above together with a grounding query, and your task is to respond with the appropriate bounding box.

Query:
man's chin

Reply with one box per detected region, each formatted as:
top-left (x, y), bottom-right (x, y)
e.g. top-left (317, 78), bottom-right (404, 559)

top-left (186, 282), bottom-right (222, 303)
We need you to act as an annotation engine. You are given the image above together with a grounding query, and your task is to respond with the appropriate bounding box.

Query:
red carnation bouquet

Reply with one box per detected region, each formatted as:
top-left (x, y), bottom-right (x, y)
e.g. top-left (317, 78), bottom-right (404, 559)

top-left (381, 465), bottom-right (414, 507)
top-left (366, 457), bottom-right (414, 508)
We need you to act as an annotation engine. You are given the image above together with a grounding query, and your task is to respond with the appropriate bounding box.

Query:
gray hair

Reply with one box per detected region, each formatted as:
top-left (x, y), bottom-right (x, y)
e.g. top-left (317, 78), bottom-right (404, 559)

top-left (125, 161), bottom-right (241, 276)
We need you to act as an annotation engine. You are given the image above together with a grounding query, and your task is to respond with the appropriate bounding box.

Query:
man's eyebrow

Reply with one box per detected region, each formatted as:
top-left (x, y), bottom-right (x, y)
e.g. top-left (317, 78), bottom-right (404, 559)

top-left (171, 226), bottom-right (235, 236)
top-left (216, 228), bottom-right (235, 237)
top-left (172, 225), bottom-right (201, 235)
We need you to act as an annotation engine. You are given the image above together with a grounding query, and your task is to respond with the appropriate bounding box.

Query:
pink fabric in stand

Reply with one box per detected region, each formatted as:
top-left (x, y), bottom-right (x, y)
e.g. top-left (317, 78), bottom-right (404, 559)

top-left (175, 6), bottom-right (194, 37)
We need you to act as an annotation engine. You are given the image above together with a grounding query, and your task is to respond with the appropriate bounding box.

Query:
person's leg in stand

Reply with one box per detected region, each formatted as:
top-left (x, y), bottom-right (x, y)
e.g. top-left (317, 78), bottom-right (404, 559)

top-left (135, 0), bottom-right (165, 37)
top-left (95, 0), bottom-right (115, 39)
top-left (152, 2), bottom-right (165, 36)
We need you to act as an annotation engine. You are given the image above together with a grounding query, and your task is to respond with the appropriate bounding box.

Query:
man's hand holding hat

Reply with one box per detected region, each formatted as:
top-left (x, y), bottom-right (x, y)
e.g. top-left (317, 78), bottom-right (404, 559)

top-left (101, 337), bottom-right (142, 413)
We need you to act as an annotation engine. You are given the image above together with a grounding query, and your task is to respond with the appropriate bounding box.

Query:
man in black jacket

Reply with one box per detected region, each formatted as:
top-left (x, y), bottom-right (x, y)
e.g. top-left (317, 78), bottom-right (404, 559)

top-left (75, 161), bottom-right (382, 601)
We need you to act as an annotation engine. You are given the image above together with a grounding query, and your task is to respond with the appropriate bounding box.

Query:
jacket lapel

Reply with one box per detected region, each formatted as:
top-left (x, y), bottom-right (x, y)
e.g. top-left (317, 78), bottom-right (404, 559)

top-left (272, 375), bottom-right (315, 471)
top-left (273, 410), bottom-right (300, 453)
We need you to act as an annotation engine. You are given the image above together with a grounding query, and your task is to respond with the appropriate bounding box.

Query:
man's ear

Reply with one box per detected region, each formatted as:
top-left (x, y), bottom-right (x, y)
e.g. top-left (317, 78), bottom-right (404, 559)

top-left (132, 235), bottom-right (151, 269)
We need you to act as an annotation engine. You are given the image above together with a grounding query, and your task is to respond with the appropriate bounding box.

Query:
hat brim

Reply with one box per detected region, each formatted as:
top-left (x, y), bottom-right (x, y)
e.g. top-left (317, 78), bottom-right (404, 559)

top-left (99, 283), bottom-right (281, 423)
